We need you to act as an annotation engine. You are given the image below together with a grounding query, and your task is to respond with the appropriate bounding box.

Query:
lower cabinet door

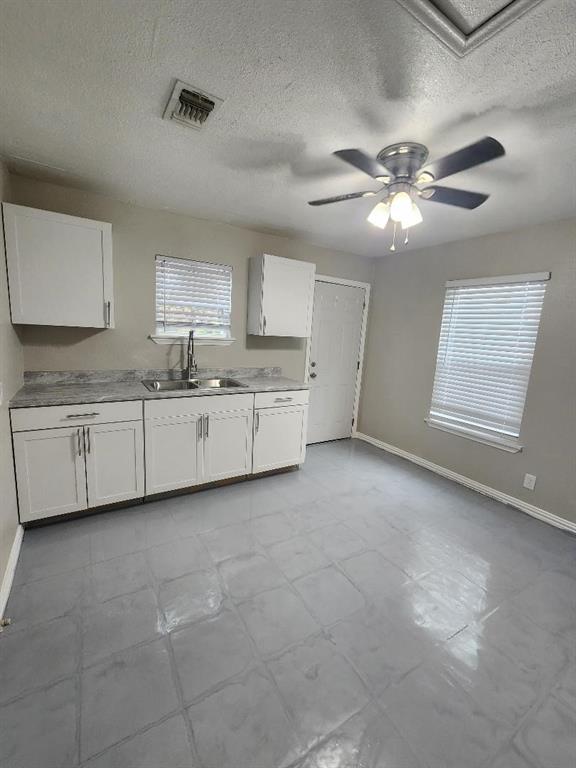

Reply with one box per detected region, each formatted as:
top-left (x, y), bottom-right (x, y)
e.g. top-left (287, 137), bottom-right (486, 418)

top-left (203, 409), bottom-right (253, 482)
top-left (13, 426), bottom-right (88, 522)
top-left (252, 406), bottom-right (307, 473)
top-left (85, 421), bottom-right (144, 506)
top-left (145, 415), bottom-right (203, 494)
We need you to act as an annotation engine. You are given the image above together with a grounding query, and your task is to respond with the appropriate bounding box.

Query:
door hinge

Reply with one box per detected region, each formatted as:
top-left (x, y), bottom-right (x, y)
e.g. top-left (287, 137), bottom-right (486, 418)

top-left (351, 417), bottom-right (355, 426)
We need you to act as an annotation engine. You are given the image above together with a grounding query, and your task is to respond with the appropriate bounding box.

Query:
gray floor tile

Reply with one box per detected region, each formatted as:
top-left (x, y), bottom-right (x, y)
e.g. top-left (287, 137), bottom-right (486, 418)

top-left (438, 626), bottom-right (543, 726)
top-left (379, 663), bottom-right (512, 768)
top-left (328, 605), bottom-right (435, 694)
top-left (513, 695), bottom-right (576, 768)
top-left (296, 703), bottom-right (424, 768)
top-left (90, 519), bottom-right (145, 563)
top-left (188, 669), bottom-right (302, 768)
top-left (81, 640), bottom-right (179, 760)
top-left (7, 567), bottom-right (87, 629)
top-left (308, 522), bottom-right (366, 560)
top-left (340, 550), bottom-right (410, 601)
top-left (82, 588), bottom-right (163, 666)
top-left (199, 522), bottom-right (259, 562)
top-left (89, 551), bottom-right (151, 603)
top-left (377, 530), bottom-right (456, 579)
top-left (134, 505), bottom-right (181, 548)
top-left (148, 535), bottom-right (211, 583)
top-left (294, 566), bottom-right (365, 625)
top-left (510, 568), bottom-right (576, 638)
top-left (14, 524), bottom-right (91, 585)
top-left (218, 552), bottom-right (286, 599)
top-left (552, 651), bottom-right (576, 713)
top-left (0, 616), bottom-right (78, 705)
top-left (158, 570), bottom-right (223, 632)
top-left (0, 677), bottom-right (77, 768)
top-left (172, 610), bottom-right (253, 702)
top-left (84, 715), bottom-right (196, 768)
top-left (267, 535), bottom-right (330, 580)
top-left (489, 746), bottom-right (537, 768)
top-left (268, 635), bottom-right (370, 748)
top-left (417, 566), bottom-right (494, 622)
top-left (344, 510), bottom-right (398, 546)
top-left (290, 498), bottom-right (338, 532)
top-left (237, 585), bottom-right (319, 655)
top-left (250, 511), bottom-right (297, 545)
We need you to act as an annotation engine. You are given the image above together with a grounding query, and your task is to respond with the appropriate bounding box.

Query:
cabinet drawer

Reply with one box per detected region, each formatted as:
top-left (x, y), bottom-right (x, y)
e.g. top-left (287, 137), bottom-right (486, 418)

top-left (11, 400), bottom-right (142, 432)
top-left (145, 393), bottom-right (254, 420)
top-left (254, 390), bottom-right (309, 409)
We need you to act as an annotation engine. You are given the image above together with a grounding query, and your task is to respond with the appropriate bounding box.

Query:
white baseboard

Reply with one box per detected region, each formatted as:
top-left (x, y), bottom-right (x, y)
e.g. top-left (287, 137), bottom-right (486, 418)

top-left (353, 432), bottom-right (576, 535)
top-left (0, 525), bottom-right (23, 620)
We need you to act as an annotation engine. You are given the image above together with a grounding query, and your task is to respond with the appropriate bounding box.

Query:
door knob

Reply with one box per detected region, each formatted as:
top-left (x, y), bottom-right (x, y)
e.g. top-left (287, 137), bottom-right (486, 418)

top-left (310, 361), bottom-right (316, 367)
top-left (310, 372), bottom-right (317, 378)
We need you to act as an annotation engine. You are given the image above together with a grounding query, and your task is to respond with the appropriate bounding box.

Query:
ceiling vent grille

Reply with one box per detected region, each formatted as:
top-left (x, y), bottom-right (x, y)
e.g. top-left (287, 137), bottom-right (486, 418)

top-left (163, 80), bottom-right (223, 131)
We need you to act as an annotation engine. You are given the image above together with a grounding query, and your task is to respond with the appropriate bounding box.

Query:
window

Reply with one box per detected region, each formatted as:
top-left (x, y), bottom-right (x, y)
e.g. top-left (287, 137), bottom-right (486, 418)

top-left (427, 272), bottom-right (550, 451)
top-left (154, 255), bottom-right (233, 342)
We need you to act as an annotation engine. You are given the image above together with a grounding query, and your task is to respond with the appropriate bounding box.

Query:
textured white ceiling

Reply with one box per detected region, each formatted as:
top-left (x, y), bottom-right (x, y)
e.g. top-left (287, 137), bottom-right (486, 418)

top-left (432, 0), bottom-right (515, 33)
top-left (0, 0), bottom-right (574, 258)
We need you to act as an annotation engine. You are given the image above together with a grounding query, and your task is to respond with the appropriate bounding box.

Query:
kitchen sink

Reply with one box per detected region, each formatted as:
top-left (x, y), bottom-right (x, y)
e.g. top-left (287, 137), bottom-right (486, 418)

top-left (143, 378), bottom-right (246, 392)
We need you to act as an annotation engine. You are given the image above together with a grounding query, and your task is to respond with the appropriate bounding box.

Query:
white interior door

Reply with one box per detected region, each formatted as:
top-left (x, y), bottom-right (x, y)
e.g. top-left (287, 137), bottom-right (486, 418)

top-left (85, 421), bottom-right (144, 506)
top-left (13, 426), bottom-right (88, 522)
top-left (307, 281), bottom-right (365, 444)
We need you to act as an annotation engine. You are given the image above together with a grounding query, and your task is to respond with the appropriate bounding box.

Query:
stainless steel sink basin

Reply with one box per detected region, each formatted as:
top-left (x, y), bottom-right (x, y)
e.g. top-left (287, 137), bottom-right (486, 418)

top-left (143, 378), bottom-right (246, 392)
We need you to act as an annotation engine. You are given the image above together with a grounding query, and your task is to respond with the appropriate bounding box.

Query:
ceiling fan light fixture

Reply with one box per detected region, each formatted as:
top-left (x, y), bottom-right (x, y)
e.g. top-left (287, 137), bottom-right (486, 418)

top-left (375, 174), bottom-right (392, 183)
top-left (367, 201), bottom-right (390, 229)
top-left (416, 171), bottom-right (434, 184)
top-left (390, 191), bottom-right (413, 223)
top-left (362, 191), bottom-right (377, 197)
top-left (401, 202), bottom-right (423, 229)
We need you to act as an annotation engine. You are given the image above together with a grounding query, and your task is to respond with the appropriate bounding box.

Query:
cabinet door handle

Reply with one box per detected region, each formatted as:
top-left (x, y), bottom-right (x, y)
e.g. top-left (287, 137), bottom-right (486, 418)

top-left (255, 411), bottom-right (260, 433)
top-left (198, 416), bottom-right (203, 440)
top-left (65, 412), bottom-right (99, 419)
top-left (204, 414), bottom-right (209, 438)
top-left (263, 315), bottom-right (267, 334)
top-left (105, 301), bottom-right (111, 327)
top-left (77, 428), bottom-right (83, 456)
top-left (274, 397), bottom-right (293, 403)
top-left (86, 427), bottom-right (91, 454)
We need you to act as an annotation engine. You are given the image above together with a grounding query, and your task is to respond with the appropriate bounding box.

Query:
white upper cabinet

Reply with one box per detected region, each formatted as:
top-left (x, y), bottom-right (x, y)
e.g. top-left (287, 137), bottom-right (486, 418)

top-left (247, 253), bottom-right (315, 337)
top-left (2, 202), bottom-right (114, 328)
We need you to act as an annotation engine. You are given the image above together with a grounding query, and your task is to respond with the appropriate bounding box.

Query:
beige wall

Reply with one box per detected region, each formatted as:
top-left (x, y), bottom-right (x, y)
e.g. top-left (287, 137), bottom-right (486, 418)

top-left (359, 218), bottom-right (576, 525)
top-left (10, 175), bottom-right (375, 380)
top-left (0, 163), bottom-right (23, 595)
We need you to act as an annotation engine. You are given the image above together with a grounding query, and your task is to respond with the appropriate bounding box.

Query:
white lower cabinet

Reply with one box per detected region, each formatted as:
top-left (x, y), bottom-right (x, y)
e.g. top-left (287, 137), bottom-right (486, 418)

top-left (252, 405), bottom-right (308, 473)
top-left (144, 397), bottom-right (254, 494)
top-left (203, 410), bottom-right (253, 482)
top-left (145, 414), bottom-right (203, 494)
top-left (13, 426), bottom-right (88, 522)
top-left (85, 421), bottom-right (144, 506)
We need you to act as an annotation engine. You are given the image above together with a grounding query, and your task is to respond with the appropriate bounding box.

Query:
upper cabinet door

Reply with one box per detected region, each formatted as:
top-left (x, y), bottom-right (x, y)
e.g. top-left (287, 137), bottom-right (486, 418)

top-left (247, 254), bottom-right (315, 337)
top-left (2, 203), bottom-right (114, 328)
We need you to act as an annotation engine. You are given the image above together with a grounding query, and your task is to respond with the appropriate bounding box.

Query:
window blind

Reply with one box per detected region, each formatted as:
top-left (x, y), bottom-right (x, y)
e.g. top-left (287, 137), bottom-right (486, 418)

top-left (155, 255), bottom-right (232, 338)
top-left (428, 273), bottom-right (549, 445)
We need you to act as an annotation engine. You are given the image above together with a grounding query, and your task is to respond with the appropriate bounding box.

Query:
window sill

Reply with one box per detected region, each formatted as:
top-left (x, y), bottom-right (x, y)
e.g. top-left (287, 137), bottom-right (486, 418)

top-left (425, 418), bottom-right (523, 453)
top-left (149, 335), bottom-right (236, 347)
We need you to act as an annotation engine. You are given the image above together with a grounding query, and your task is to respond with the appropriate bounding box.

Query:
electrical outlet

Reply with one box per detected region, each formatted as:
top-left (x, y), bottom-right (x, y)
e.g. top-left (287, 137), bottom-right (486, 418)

top-left (523, 473), bottom-right (537, 491)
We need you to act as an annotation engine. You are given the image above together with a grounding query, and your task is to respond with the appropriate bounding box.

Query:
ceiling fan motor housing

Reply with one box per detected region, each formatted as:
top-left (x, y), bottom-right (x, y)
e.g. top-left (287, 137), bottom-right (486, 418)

top-left (377, 142), bottom-right (429, 180)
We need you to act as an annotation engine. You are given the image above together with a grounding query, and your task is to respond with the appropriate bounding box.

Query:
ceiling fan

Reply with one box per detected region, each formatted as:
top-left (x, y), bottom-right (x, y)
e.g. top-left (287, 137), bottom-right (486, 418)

top-left (308, 137), bottom-right (505, 250)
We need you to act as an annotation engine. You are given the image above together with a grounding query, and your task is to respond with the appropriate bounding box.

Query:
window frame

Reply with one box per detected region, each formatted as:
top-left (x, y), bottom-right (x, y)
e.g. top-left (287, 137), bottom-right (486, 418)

top-left (150, 254), bottom-right (235, 346)
top-left (425, 272), bottom-right (550, 452)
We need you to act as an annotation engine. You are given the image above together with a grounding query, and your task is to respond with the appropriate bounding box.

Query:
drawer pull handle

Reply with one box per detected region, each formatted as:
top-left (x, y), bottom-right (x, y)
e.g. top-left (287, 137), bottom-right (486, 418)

top-left (255, 412), bottom-right (260, 433)
top-left (86, 427), bottom-right (91, 453)
top-left (65, 412), bottom-right (100, 419)
top-left (77, 428), bottom-right (82, 456)
top-left (274, 397), bottom-right (293, 403)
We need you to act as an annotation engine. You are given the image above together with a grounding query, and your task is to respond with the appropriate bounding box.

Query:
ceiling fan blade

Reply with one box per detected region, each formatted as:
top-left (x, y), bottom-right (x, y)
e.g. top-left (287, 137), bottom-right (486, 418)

top-left (422, 186), bottom-right (489, 209)
top-left (333, 149), bottom-right (391, 179)
top-left (424, 137), bottom-right (505, 183)
top-left (308, 191), bottom-right (375, 206)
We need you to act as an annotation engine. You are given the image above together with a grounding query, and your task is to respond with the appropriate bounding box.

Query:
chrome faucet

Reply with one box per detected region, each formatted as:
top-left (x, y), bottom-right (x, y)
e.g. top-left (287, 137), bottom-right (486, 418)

top-left (186, 330), bottom-right (198, 379)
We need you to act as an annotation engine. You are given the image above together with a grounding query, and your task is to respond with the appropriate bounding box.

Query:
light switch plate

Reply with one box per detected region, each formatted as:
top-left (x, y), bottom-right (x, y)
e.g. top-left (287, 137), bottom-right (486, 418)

top-left (523, 473), bottom-right (537, 491)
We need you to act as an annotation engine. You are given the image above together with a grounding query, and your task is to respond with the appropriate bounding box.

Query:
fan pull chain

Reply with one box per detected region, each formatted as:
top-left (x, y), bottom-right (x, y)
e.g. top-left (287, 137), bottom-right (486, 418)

top-left (390, 222), bottom-right (397, 251)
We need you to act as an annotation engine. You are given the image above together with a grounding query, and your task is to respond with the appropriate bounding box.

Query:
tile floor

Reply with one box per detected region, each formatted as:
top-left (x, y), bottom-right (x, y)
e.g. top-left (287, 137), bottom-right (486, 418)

top-left (1, 439), bottom-right (575, 768)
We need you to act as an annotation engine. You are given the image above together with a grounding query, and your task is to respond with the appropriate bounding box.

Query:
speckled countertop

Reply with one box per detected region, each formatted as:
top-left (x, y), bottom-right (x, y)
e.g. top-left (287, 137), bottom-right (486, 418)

top-left (10, 368), bottom-right (308, 408)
